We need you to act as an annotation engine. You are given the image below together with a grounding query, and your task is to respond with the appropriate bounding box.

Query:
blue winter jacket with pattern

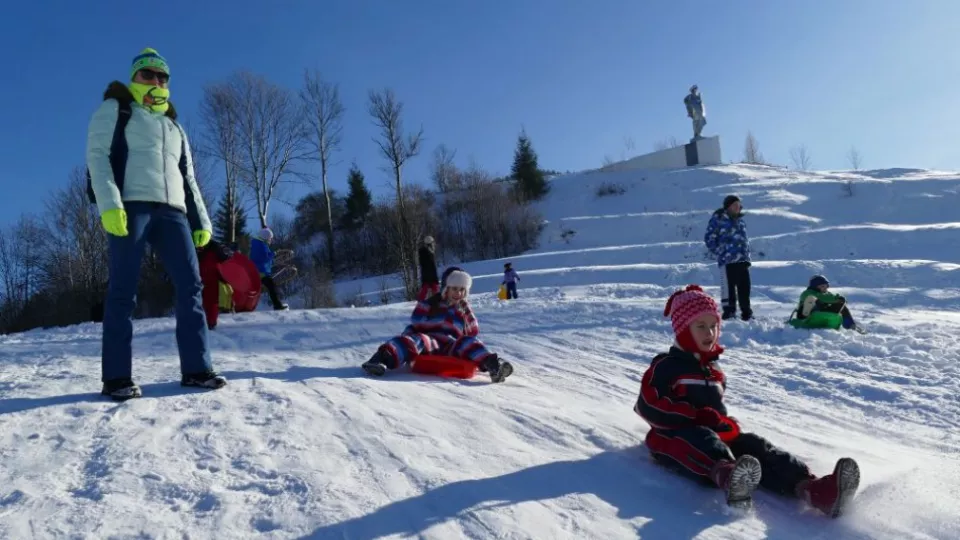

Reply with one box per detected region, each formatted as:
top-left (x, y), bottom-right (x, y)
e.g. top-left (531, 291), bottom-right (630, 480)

top-left (704, 209), bottom-right (750, 266)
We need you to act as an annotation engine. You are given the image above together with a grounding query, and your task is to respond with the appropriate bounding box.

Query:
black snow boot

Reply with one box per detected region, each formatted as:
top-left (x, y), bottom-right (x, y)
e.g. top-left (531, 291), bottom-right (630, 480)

top-left (181, 371), bottom-right (228, 389)
top-left (102, 378), bottom-right (142, 401)
top-left (362, 350), bottom-right (389, 376)
top-left (481, 354), bottom-right (514, 383)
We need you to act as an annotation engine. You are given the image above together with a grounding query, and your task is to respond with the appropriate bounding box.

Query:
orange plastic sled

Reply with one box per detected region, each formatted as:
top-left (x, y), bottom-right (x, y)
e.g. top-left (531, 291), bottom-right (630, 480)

top-left (411, 354), bottom-right (478, 379)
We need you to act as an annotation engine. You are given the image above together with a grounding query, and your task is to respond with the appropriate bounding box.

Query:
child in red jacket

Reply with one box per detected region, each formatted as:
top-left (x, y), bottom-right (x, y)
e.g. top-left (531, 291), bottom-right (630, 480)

top-left (635, 284), bottom-right (860, 516)
top-left (362, 268), bottom-right (514, 383)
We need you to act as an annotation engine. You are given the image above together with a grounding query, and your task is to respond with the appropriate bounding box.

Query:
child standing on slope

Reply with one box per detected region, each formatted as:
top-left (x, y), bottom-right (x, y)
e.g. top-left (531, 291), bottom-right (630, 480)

top-left (502, 262), bottom-right (520, 299)
top-left (249, 227), bottom-right (289, 311)
top-left (362, 267), bottom-right (514, 383)
top-left (634, 285), bottom-right (860, 516)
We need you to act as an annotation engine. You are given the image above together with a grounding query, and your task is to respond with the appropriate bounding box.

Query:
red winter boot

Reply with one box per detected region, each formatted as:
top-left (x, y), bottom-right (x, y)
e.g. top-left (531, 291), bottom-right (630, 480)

top-left (710, 455), bottom-right (762, 507)
top-left (796, 457), bottom-right (861, 518)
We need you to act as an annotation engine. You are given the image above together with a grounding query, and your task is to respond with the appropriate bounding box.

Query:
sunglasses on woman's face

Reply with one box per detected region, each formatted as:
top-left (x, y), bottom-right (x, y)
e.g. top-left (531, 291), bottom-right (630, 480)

top-left (138, 69), bottom-right (170, 83)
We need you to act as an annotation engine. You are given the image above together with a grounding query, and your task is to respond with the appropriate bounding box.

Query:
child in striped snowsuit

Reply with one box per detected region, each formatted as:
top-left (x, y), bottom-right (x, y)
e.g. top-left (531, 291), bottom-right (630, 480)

top-left (362, 268), bottom-right (514, 383)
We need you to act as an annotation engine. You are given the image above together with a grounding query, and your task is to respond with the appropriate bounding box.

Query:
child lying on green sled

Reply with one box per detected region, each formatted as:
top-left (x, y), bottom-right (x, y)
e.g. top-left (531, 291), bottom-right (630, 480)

top-left (789, 275), bottom-right (866, 334)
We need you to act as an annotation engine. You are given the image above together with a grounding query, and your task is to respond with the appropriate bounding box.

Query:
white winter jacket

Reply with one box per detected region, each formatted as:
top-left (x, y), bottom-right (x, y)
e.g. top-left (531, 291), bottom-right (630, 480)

top-left (86, 82), bottom-right (212, 232)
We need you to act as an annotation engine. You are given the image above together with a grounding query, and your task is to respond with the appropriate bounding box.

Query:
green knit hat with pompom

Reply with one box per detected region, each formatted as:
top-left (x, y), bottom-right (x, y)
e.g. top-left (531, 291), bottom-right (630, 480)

top-left (130, 48), bottom-right (169, 80)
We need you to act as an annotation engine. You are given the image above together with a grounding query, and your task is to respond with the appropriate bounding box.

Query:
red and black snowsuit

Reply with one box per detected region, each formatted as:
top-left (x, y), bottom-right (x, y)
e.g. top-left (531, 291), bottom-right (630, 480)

top-left (635, 345), bottom-right (814, 495)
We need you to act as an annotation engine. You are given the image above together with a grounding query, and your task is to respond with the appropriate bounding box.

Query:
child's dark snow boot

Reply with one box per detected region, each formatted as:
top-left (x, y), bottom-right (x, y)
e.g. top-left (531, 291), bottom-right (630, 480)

top-left (711, 455), bottom-right (762, 508)
top-left (362, 351), bottom-right (389, 376)
top-left (181, 371), bottom-right (228, 389)
top-left (481, 354), bottom-right (513, 383)
top-left (796, 457), bottom-right (860, 518)
top-left (102, 378), bottom-right (142, 401)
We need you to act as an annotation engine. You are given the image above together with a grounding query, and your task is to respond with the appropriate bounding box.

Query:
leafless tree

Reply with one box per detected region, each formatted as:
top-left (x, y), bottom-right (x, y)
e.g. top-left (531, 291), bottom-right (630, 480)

top-left (653, 136), bottom-right (682, 151)
top-left (789, 144), bottom-right (812, 171)
top-left (847, 146), bottom-right (863, 171)
top-left (0, 216), bottom-right (44, 330)
top-left (743, 131), bottom-right (764, 164)
top-left (301, 70), bottom-right (345, 269)
top-left (431, 144), bottom-right (458, 193)
top-left (620, 135), bottom-right (636, 160)
top-left (368, 87), bottom-right (424, 297)
top-left (207, 71), bottom-right (310, 228)
top-left (198, 85), bottom-right (252, 243)
top-left (41, 168), bottom-right (109, 297)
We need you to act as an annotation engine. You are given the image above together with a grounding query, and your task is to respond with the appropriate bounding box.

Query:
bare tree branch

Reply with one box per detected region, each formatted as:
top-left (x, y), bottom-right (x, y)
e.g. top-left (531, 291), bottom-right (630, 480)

top-left (301, 69), bottom-right (345, 270)
top-left (205, 71), bottom-right (311, 228)
top-left (789, 144), bottom-right (812, 171)
top-left (368, 87), bottom-right (424, 298)
top-left (743, 131), bottom-right (764, 164)
top-left (431, 144), bottom-right (458, 193)
top-left (847, 145), bottom-right (862, 171)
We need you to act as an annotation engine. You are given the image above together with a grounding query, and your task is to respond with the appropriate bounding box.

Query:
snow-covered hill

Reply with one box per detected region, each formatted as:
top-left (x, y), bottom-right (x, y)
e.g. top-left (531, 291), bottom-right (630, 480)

top-left (1, 164), bottom-right (959, 539)
top-left (337, 164), bottom-right (960, 304)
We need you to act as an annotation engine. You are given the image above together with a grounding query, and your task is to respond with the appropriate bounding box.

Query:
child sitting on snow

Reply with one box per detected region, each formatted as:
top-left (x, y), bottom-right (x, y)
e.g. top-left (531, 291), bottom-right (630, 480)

top-left (361, 267), bottom-right (514, 383)
top-left (634, 284), bottom-right (860, 516)
top-left (790, 275), bottom-right (865, 333)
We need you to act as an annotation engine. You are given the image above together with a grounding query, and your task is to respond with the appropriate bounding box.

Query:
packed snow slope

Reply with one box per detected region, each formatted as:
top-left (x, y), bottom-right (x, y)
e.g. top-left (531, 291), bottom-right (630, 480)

top-left (337, 164), bottom-right (960, 304)
top-left (0, 164), bottom-right (958, 539)
top-left (0, 287), bottom-right (958, 539)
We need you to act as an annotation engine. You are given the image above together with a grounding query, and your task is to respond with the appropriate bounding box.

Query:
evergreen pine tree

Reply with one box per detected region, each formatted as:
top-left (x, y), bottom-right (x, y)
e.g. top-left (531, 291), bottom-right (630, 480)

top-left (213, 195), bottom-right (249, 244)
top-left (343, 164), bottom-right (373, 229)
top-left (510, 129), bottom-right (549, 201)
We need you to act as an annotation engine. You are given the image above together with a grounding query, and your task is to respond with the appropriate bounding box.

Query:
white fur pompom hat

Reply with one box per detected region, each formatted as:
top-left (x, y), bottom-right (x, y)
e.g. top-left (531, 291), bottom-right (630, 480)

top-left (442, 269), bottom-right (473, 298)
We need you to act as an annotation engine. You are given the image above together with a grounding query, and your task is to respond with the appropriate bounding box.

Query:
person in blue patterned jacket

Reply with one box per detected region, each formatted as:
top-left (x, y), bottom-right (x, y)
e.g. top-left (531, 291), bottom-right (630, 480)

top-left (704, 195), bottom-right (753, 320)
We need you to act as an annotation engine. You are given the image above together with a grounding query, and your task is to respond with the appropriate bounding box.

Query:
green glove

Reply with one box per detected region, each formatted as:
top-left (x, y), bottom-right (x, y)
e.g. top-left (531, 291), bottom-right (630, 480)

top-left (193, 230), bottom-right (212, 248)
top-left (101, 208), bottom-right (128, 237)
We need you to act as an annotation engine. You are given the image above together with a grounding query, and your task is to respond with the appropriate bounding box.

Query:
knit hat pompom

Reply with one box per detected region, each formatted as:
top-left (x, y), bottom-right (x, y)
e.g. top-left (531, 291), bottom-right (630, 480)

top-left (664, 284), bottom-right (719, 335)
top-left (131, 47), bottom-right (170, 80)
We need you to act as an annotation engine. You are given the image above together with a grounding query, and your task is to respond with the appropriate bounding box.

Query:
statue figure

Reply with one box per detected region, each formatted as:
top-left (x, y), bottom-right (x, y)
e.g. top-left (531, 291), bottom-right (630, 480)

top-left (684, 84), bottom-right (707, 140)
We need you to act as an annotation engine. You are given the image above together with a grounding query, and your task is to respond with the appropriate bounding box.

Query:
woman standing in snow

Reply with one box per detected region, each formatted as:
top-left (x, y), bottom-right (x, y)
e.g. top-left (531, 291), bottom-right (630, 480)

top-left (86, 47), bottom-right (225, 400)
top-left (362, 268), bottom-right (514, 383)
top-left (634, 285), bottom-right (860, 516)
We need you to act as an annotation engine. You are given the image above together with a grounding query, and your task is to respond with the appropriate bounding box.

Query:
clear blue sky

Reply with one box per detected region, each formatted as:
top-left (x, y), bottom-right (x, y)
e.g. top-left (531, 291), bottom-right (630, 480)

top-left (2, 1), bottom-right (958, 229)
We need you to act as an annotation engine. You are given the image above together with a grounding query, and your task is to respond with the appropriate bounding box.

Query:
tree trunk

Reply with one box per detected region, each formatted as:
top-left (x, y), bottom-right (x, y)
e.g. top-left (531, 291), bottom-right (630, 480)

top-left (322, 161), bottom-right (335, 271)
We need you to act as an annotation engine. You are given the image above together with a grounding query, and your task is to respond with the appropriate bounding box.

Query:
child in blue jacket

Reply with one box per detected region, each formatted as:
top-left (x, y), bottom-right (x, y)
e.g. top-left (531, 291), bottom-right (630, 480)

top-left (249, 227), bottom-right (289, 310)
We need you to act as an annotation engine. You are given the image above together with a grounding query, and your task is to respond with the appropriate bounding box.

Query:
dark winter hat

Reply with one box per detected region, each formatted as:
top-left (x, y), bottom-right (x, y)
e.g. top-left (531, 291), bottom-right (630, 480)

top-left (504, 262), bottom-right (512, 268)
top-left (722, 195), bottom-right (741, 209)
top-left (809, 275), bottom-right (830, 289)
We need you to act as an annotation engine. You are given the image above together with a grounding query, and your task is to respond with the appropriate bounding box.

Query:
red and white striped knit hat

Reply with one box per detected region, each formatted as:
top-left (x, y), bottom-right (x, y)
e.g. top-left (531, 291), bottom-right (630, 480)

top-left (663, 285), bottom-right (720, 334)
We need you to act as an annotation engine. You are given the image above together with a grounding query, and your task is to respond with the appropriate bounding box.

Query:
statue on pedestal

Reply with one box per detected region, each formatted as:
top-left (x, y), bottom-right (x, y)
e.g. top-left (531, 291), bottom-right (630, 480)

top-left (684, 85), bottom-right (707, 140)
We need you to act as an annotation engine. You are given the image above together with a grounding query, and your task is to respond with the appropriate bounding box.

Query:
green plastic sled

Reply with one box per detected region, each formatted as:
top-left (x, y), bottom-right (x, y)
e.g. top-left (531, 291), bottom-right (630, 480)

top-left (788, 310), bottom-right (843, 330)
